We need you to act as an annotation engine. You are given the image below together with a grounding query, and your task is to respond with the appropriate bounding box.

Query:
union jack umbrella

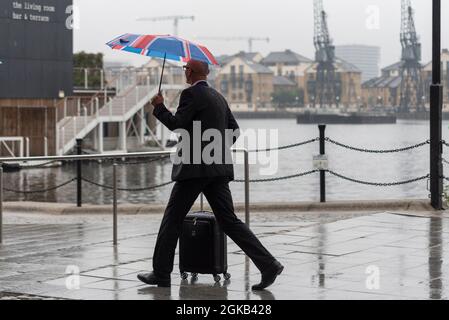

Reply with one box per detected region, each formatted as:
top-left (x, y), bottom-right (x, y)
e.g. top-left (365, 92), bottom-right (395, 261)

top-left (106, 34), bottom-right (219, 92)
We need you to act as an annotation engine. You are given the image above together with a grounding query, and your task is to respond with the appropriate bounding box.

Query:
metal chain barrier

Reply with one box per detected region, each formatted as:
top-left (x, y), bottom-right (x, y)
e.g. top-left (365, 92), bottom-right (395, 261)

top-left (234, 170), bottom-right (318, 183)
top-left (3, 178), bottom-right (77, 194)
top-left (247, 138), bottom-right (319, 153)
top-left (442, 140), bottom-right (449, 148)
top-left (326, 170), bottom-right (429, 186)
top-left (325, 138), bottom-right (429, 154)
top-left (81, 177), bottom-right (174, 191)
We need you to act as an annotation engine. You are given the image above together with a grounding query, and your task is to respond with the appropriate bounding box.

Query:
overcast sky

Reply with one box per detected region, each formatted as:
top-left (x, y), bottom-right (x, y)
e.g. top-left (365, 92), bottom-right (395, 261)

top-left (73, 0), bottom-right (449, 68)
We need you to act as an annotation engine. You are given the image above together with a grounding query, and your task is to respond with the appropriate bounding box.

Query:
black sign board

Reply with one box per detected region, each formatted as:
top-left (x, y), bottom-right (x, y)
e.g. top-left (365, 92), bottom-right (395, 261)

top-left (0, 0), bottom-right (73, 99)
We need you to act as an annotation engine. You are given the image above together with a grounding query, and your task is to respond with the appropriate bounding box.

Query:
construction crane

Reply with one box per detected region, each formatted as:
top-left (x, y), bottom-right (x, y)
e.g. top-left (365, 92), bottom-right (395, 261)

top-left (399, 0), bottom-right (424, 112)
top-left (309, 0), bottom-right (340, 108)
top-left (196, 37), bottom-right (270, 53)
top-left (136, 15), bottom-right (195, 37)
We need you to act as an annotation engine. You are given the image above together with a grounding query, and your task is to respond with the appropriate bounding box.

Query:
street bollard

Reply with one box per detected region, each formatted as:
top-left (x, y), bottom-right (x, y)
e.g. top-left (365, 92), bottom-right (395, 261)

top-left (76, 139), bottom-right (83, 207)
top-left (319, 125), bottom-right (326, 203)
top-left (113, 162), bottom-right (118, 246)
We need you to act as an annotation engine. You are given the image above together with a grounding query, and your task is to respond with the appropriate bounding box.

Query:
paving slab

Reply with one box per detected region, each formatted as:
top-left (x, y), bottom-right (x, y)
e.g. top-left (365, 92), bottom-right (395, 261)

top-left (1, 208), bottom-right (448, 300)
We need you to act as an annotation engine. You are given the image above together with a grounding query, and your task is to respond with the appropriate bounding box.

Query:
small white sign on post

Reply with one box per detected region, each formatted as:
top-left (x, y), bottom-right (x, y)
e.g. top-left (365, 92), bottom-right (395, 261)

top-left (313, 155), bottom-right (329, 170)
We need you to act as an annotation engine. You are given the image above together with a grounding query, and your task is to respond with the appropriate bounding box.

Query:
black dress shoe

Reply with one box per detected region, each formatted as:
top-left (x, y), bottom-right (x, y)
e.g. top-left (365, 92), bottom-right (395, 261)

top-left (137, 272), bottom-right (171, 287)
top-left (252, 261), bottom-right (284, 291)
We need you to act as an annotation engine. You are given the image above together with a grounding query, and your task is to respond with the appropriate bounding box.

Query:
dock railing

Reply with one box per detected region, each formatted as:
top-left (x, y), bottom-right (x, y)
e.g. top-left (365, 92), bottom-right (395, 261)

top-left (1, 124), bottom-right (442, 245)
top-left (0, 148), bottom-right (250, 245)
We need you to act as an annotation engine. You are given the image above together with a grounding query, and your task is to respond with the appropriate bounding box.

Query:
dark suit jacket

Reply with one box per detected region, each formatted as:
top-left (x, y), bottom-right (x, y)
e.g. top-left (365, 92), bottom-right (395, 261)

top-left (153, 81), bottom-right (241, 182)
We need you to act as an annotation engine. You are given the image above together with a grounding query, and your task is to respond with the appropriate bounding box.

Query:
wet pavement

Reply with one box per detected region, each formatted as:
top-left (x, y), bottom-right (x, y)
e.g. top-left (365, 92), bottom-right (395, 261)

top-left (0, 210), bottom-right (448, 300)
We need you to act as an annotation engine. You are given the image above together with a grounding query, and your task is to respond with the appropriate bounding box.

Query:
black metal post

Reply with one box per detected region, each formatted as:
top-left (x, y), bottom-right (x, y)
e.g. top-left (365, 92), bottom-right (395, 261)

top-left (76, 139), bottom-right (83, 207)
top-left (113, 161), bottom-right (118, 245)
top-left (430, 0), bottom-right (443, 210)
top-left (0, 165), bottom-right (3, 244)
top-left (319, 125), bottom-right (326, 203)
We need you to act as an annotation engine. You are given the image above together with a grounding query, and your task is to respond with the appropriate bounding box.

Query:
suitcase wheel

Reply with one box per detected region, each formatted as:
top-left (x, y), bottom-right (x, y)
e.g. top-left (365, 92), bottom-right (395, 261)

top-left (224, 273), bottom-right (231, 281)
top-left (213, 274), bottom-right (221, 283)
top-left (180, 272), bottom-right (188, 280)
top-left (191, 273), bottom-right (198, 281)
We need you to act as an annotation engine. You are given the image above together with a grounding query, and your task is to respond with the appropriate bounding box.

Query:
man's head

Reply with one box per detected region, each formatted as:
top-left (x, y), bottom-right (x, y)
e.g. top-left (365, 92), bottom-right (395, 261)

top-left (183, 59), bottom-right (210, 85)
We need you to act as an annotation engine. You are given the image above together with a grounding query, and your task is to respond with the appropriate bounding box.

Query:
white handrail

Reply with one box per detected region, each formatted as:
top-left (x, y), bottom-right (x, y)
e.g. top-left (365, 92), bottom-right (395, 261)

top-left (77, 98), bottom-right (81, 117)
top-left (95, 97), bottom-right (100, 116)
top-left (61, 127), bottom-right (65, 153)
top-left (44, 137), bottom-right (48, 157)
top-left (73, 117), bottom-right (77, 139)
top-left (56, 84), bottom-right (179, 156)
top-left (83, 107), bottom-right (88, 128)
top-left (25, 137), bottom-right (30, 157)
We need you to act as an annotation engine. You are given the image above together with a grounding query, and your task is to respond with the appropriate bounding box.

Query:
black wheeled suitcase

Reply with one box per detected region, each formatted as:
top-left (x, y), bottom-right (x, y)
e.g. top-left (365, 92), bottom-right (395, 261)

top-left (179, 195), bottom-right (230, 283)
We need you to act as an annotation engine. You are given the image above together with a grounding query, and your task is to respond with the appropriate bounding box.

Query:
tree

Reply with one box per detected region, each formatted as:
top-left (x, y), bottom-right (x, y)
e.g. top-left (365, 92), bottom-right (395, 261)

top-left (272, 88), bottom-right (305, 108)
top-left (73, 52), bottom-right (104, 88)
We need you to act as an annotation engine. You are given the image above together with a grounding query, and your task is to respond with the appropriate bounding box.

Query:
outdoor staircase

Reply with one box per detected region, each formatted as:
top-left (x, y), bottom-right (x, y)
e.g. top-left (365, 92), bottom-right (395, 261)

top-left (57, 83), bottom-right (185, 155)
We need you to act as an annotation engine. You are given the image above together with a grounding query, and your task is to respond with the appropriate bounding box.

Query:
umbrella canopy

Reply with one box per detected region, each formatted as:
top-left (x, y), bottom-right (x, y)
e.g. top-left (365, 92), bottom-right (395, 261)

top-left (106, 34), bottom-right (219, 66)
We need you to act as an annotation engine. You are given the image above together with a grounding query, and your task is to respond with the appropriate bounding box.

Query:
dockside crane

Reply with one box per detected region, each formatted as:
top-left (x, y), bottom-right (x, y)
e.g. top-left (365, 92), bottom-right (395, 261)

top-left (309, 0), bottom-right (340, 108)
top-left (195, 37), bottom-right (270, 53)
top-left (399, 0), bottom-right (424, 112)
top-left (136, 15), bottom-right (195, 37)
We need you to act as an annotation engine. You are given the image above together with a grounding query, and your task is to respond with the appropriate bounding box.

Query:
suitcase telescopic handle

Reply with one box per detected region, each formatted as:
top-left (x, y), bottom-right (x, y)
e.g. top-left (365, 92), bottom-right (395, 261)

top-left (200, 192), bottom-right (204, 212)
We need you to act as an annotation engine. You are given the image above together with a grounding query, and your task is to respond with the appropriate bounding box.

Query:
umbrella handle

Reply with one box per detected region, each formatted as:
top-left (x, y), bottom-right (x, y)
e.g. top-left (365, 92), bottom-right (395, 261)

top-left (158, 53), bottom-right (167, 95)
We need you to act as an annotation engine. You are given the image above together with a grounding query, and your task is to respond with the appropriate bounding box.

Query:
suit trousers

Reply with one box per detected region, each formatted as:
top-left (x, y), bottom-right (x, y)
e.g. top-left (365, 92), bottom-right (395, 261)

top-left (152, 176), bottom-right (276, 278)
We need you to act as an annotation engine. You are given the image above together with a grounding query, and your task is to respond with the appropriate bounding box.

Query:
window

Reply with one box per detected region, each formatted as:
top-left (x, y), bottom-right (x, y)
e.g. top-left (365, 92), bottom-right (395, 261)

top-left (239, 66), bottom-right (244, 89)
top-left (220, 80), bottom-right (228, 94)
top-left (230, 65), bottom-right (236, 89)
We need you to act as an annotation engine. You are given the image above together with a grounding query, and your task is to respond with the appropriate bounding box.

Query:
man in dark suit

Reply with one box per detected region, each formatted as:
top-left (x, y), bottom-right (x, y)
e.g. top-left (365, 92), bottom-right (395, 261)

top-left (137, 59), bottom-right (283, 290)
